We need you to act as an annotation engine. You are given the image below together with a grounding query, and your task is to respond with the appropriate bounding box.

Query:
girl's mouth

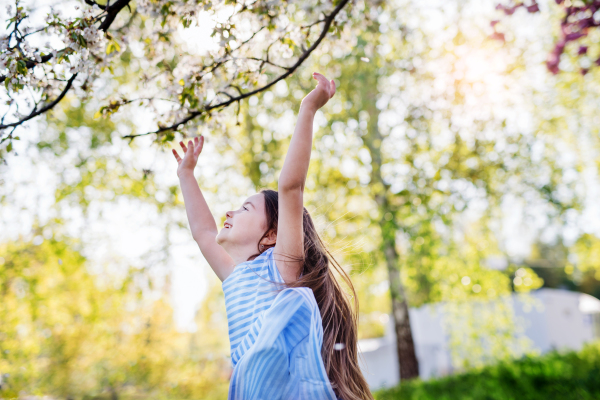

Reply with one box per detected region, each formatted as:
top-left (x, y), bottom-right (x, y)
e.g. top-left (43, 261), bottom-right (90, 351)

top-left (224, 222), bottom-right (232, 229)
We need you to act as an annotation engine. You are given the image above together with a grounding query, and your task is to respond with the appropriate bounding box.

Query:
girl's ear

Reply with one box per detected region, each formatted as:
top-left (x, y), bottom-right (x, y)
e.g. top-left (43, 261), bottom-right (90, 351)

top-left (262, 229), bottom-right (277, 246)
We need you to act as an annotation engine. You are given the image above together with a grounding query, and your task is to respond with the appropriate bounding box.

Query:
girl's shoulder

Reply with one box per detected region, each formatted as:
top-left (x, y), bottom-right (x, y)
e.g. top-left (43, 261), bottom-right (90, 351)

top-left (223, 247), bottom-right (283, 288)
top-left (259, 246), bottom-right (285, 283)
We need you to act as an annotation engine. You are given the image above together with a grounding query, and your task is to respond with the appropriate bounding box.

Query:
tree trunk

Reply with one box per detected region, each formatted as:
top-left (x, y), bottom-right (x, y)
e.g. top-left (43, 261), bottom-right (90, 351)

top-left (370, 177), bottom-right (420, 380)
top-left (362, 63), bottom-right (420, 380)
top-left (382, 231), bottom-right (420, 380)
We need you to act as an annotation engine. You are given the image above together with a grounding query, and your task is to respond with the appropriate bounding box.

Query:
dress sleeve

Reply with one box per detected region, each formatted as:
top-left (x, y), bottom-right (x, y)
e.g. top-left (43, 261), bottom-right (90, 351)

top-left (265, 247), bottom-right (286, 284)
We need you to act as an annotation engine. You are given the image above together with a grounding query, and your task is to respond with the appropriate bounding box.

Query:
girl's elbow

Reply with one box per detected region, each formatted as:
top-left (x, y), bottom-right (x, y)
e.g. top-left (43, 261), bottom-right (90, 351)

top-left (278, 181), bottom-right (304, 193)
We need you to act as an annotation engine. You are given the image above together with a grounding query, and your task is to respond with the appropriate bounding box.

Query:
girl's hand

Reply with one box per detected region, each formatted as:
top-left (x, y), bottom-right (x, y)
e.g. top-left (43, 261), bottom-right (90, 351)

top-left (172, 136), bottom-right (204, 177)
top-left (300, 72), bottom-right (336, 112)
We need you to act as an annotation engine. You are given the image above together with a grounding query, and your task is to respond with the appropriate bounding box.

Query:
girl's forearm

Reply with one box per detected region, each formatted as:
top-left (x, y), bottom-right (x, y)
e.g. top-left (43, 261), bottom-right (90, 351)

top-left (178, 171), bottom-right (219, 239)
top-left (278, 104), bottom-right (317, 191)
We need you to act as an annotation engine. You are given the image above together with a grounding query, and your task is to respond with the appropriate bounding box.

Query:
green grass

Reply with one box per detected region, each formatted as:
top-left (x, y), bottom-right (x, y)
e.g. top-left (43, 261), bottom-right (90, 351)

top-left (374, 342), bottom-right (600, 400)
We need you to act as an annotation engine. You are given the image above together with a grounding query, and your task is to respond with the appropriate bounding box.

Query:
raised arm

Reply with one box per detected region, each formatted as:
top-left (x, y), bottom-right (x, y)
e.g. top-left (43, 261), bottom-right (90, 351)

top-left (274, 73), bottom-right (336, 283)
top-left (173, 137), bottom-right (235, 281)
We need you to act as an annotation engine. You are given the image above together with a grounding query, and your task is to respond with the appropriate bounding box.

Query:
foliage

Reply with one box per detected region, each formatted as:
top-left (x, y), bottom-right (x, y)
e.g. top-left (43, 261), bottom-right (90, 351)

top-left (440, 295), bottom-right (536, 370)
top-left (375, 341), bottom-right (600, 400)
top-left (0, 237), bottom-right (230, 399)
top-left (571, 234), bottom-right (600, 279)
top-left (567, 234), bottom-right (600, 298)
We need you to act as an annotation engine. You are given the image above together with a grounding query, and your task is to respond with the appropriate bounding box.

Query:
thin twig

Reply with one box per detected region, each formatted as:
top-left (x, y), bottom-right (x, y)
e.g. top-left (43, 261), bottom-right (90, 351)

top-left (238, 57), bottom-right (290, 70)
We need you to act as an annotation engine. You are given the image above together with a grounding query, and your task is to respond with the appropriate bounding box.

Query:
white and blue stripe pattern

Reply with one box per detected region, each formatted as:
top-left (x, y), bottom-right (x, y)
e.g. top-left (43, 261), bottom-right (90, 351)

top-left (222, 247), bottom-right (337, 400)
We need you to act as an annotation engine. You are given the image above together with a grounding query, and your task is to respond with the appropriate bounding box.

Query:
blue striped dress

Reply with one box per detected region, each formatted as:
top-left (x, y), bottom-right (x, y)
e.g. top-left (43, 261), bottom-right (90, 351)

top-left (222, 247), bottom-right (337, 400)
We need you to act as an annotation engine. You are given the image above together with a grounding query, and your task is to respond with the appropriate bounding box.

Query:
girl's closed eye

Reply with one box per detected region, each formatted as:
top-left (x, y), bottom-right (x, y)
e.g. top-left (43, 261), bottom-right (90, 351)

top-left (243, 206), bottom-right (249, 211)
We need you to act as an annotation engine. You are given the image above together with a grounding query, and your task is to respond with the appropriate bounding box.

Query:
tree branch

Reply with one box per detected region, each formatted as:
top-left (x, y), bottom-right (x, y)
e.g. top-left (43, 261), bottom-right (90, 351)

top-left (0, 54), bottom-right (52, 84)
top-left (99, 0), bottom-right (132, 31)
top-left (127, 0), bottom-right (350, 138)
top-left (84, 0), bottom-right (107, 10)
top-left (0, 73), bottom-right (78, 130)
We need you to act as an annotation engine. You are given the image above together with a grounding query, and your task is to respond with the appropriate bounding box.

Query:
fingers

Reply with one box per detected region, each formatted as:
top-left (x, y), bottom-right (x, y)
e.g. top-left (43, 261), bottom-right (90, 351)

top-left (172, 149), bottom-right (182, 162)
top-left (193, 137), bottom-right (199, 156)
top-left (177, 137), bottom-right (204, 160)
top-left (194, 135), bottom-right (204, 156)
top-left (313, 72), bottom-right (329, 89)
top-left (313, 72), bottom-right (335, 99)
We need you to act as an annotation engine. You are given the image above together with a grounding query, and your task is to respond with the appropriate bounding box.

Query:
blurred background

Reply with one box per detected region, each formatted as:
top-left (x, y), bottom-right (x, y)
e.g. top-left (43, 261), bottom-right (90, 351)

top-left (2, 0), bottom-right (600, 398)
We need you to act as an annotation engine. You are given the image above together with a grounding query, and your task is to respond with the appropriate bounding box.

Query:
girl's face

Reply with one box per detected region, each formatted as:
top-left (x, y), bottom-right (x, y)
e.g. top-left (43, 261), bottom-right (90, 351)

top-left (216, 193), bottom-right (269, 253)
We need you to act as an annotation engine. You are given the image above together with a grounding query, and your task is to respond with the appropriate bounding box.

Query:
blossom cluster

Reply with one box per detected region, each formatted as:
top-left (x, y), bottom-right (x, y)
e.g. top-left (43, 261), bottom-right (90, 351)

top-left (0, 3), bottom-right (36, 92)
top-left (44, 5), bottom-right (107, 75)
top-left (492, 0), bottom-right (600, 74)
top-left (130, 0), bottom-right (330, 130)
top-left (0, 1), bottom-right (108, 95)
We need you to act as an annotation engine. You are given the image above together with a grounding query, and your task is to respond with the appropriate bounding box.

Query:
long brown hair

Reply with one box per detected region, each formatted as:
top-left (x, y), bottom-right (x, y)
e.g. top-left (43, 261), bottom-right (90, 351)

top-left (250, 189), bottom-right (374, 400)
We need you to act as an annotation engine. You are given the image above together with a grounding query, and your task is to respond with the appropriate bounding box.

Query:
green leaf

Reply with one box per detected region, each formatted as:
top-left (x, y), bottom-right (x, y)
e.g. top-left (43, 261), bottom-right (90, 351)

top-left (106, 40), bottom-right (121, 55)
top-left (17, 60), bottom-right (27, 74)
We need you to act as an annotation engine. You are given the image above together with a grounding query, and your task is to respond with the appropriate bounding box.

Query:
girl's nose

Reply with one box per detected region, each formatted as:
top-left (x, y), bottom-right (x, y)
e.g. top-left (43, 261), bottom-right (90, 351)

top-left (226, 211), bottom-right (233, 219)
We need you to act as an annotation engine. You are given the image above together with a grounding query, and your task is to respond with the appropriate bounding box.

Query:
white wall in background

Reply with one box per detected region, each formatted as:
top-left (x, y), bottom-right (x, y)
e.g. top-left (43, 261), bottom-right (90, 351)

top-left (358, 288), bottom-right (600, 390)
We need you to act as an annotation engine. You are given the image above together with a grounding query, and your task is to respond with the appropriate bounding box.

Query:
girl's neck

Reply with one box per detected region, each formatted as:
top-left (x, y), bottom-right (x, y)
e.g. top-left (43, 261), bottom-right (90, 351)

top-left (223, 243), bottom-right (261, 266)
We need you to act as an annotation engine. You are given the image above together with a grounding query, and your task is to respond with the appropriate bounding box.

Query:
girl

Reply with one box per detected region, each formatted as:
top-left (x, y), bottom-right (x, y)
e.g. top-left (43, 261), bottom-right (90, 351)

top-left (172, 72), bottom-right (373, 400)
